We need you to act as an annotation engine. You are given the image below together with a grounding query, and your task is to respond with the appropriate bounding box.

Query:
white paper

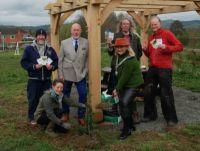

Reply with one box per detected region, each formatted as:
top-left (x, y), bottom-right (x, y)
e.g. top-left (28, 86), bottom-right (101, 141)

top-left (156, 38), bottom-right (163, 45)
top-left (150, 39), bottom-right (158, 49)
top-left (108, 32), bottom-right (114, 40)
top-left (37, 56), bottom-right (48, 66)
top-left (47, 58), bottom-right (53, 65)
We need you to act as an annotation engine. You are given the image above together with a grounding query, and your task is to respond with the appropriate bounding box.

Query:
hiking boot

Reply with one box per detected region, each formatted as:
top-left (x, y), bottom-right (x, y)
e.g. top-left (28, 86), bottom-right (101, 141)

top-left (119, 129), bottom-right (131, 140)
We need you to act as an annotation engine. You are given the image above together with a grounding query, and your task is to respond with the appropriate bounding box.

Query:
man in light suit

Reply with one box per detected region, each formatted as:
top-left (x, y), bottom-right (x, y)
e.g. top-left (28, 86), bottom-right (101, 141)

top-left (58, 23), bottom-right (88, 125)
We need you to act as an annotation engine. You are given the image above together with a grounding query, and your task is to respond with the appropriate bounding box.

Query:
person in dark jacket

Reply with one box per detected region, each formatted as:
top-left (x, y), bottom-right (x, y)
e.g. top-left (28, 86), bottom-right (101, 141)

top-left (113, 38), bottom-right (143, 140)
top-left (34, 79), bottom-right (86, 136)
top-left (21, 28), bottom-right (58, 125)
top-left (142, 16), bottom-right (183, 127)
top-left (107, 17), bottom-right (143, 124)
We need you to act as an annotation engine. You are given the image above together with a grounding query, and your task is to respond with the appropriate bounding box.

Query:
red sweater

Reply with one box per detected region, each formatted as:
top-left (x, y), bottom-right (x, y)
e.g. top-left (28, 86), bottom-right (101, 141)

top-left (143, 28), bottom-right (183, 69)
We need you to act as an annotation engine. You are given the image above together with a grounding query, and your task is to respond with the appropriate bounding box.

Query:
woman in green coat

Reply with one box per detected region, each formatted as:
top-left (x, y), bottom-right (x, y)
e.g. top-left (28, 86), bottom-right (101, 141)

top-left (113, 38), bottom-right (143, 140)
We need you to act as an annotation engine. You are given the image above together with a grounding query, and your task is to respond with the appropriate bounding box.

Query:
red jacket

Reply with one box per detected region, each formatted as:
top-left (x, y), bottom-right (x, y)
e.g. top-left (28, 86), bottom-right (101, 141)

top-left (143, 28), bottom-right (183, 69)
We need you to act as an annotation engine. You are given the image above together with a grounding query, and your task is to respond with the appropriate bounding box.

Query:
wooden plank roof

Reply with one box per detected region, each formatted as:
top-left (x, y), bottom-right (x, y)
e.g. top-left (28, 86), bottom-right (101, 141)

top-left (45, 0), bottom-right (200, 16)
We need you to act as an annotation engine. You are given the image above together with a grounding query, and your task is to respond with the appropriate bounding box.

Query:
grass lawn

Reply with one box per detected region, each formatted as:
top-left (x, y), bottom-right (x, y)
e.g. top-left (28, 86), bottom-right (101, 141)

top-left (0, 50), bottom-right (199, 151)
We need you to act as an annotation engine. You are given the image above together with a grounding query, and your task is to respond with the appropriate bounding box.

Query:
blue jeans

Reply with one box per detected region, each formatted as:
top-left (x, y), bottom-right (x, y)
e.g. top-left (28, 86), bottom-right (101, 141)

top-left (27, 79), bottom-right (51, 121)
top-left (63, 78), bottom-right (87, 119)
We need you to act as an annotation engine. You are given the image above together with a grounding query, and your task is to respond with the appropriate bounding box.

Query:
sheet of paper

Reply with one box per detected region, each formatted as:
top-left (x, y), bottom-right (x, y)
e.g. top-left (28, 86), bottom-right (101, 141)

top-left (108, 32), bottom-right (114, 40)
top-left (156, 38), bottom-right (163, 45)
top-left (47, 58), bottom-right (53, 65)
top-left (150, 39), bottom-right (158, 49)
top-left (37, 56), bottom-right (48, 66)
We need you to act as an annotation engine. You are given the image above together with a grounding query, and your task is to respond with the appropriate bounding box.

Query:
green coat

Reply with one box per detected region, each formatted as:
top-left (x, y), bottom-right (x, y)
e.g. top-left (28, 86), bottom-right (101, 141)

top-left (115, 53), bottom-right (144, 92)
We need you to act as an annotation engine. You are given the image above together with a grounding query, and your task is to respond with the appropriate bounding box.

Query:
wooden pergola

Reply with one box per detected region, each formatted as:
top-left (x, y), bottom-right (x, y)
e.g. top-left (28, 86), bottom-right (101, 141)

top-left (45, 0), bottom-right (200, 121)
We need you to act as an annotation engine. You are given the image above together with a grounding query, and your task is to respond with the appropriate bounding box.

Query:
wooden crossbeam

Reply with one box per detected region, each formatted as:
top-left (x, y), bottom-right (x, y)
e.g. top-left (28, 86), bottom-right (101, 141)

top-left (144, 2), bottom-right (199, 15)
top-left (100, 4), bottom-right (166, 9)
top-left (59, 11), bottom-right (74, 25)
top-left (100, 0), bottom-right (123, 25)
top-left (92, 0), bottom-right (193, 5)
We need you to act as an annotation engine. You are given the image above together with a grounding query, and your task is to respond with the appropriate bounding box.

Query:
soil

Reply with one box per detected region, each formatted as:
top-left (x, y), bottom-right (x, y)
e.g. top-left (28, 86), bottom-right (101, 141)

top-left (0, 86), bottom-right (199, 150)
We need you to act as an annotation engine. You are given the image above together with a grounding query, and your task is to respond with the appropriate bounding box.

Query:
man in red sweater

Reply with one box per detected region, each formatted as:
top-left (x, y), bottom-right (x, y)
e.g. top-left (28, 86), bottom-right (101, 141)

top-left (142, 16), bottom-right (183, 126)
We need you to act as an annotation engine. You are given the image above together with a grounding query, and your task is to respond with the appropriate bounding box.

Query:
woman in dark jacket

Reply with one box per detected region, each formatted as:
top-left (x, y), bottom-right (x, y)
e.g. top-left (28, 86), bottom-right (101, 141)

top-left (112, 38), bottom-right (143, 140)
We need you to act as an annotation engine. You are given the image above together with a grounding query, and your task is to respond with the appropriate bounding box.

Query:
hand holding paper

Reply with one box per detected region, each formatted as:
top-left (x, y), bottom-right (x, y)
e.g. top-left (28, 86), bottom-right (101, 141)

top-left (37, 56), bottom-right (52, 66)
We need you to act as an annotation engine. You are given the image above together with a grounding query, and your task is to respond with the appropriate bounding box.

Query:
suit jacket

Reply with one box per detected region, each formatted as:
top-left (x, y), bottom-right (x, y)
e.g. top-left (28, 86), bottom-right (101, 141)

top-left (58, 37), bottom-right (88, 82)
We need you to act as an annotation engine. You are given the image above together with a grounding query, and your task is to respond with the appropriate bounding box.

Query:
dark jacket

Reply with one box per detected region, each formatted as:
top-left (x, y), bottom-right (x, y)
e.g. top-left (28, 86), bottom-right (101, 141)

top-left (21, 42), bottom-right (58, 81)
top-left (108, 31), bottom-right (143, 68)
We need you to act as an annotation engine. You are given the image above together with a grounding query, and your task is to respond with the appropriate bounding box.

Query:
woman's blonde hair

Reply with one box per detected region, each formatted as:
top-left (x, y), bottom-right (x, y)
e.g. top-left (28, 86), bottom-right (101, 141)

top-left (117, 17), bottom-right (136, 33)
top-left (128, 47), bottom-right (136, 57)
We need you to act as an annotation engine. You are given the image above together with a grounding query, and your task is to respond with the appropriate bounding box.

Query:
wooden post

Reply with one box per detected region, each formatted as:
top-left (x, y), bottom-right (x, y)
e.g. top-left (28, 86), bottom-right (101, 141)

top-left (87, 3), bottom-right (103, 122)
top-left (50, 14), bottom-right (60, 79)
top-left (129, 12), bottom-right (150, 67)
top-left (140, 14), bottom-right (151, 68)
top-left (140, 29), bottom-right (149, 67)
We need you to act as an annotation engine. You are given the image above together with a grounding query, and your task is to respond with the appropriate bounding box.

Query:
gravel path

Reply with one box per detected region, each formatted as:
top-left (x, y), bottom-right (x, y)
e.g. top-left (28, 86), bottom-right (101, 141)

top-left (136, 87), bottom-right (200, 131)
top-left (69, 86), bottom-right (200, 132)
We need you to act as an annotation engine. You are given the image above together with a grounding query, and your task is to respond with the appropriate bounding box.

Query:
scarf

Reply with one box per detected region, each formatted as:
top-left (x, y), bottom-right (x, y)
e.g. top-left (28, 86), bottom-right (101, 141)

top-left (50, 89), bottom-right (63, 109)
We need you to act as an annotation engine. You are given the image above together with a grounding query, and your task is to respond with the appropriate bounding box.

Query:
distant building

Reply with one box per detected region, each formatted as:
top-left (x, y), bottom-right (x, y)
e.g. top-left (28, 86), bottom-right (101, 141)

top-left (0, 27), bottom-right (34, 50)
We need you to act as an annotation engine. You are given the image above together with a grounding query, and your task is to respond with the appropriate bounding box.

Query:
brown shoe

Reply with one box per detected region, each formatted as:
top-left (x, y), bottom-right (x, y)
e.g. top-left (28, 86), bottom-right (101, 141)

top-left (61, 114), bottom-right (69, 122)
top-left (132, 112), bottom-right (141, 124)
top-left (78, 118), bottom-right (86, 126)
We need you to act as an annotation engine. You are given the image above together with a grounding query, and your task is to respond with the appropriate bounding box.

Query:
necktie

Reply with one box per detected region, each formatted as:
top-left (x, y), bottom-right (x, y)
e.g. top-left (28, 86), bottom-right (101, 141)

top-left (75, 40), bottom-right (78, 52)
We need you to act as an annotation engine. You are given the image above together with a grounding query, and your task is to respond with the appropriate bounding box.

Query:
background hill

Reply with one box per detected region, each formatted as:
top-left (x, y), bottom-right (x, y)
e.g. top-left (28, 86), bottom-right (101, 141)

top-left (1, 20), bottom-right (200, 34)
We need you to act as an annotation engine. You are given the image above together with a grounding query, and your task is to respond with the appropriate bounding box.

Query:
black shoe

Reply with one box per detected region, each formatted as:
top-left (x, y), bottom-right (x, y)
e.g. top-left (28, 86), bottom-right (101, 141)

top-left (120, 126), bottom-right (136, 132)
top-left (119, 129), bottom-right (131, 140)
top-left (131, 126), bottom-right (136, 131)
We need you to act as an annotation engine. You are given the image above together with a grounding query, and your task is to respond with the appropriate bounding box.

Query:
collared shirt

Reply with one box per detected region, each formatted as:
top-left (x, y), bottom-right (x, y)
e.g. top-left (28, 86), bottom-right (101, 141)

top-left (72, 38), bottom-right (79, 48)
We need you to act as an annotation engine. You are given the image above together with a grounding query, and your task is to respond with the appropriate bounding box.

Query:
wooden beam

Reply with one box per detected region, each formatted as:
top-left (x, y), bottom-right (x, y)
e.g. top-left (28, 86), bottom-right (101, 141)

top-left (82, 8), bottom-right (89, 25)
top-left (128, 11), bottom-right (151, 67)
top-left (100, 0), bottom-right (123, 25)
top-left (128, 11), bottom-right (143, 28)
top-left (100, 4), bottom-right (166, 9)
top-left (51, 4), bottom-right (87, 14)
top-left (144, 2), bottom-right (199, 15)
top-left (50, 14), bottom-right (60, 59)
top-left (87, 3), bottom-right (102, 115)
top-left (52, 14), bottom-right (61, 34)
top-left (93, 0), bottom-right (193, 6)
top-left (59, 11), bottom-right (74, 25)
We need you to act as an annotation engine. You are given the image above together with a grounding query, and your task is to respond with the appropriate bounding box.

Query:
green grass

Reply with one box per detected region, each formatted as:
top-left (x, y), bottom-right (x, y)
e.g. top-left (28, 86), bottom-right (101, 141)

top-left (0, 50), bottom-right (199, 150)
top-left (0, 50), bottom-right (27, 100)
top-left (173, 50), bottom-right (200, 91)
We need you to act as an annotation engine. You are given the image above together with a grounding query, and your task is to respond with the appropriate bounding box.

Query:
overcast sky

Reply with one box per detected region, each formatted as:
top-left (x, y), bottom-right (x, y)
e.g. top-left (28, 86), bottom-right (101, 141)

top-left (0, 0), bottom-right (200, 26)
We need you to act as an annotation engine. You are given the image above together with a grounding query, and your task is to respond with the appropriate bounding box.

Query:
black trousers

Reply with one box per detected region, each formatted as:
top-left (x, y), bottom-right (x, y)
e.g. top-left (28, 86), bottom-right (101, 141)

top-left (119, 88), bottom-right (136, 130)
top-left (27, 79), bottom-right (51, 121)
top-left (37, 109), bottom-right (68, 133)
top-left (107, 67), bottom-right (117, 95)
top-left (143, 67), bottom-right (178, 123)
